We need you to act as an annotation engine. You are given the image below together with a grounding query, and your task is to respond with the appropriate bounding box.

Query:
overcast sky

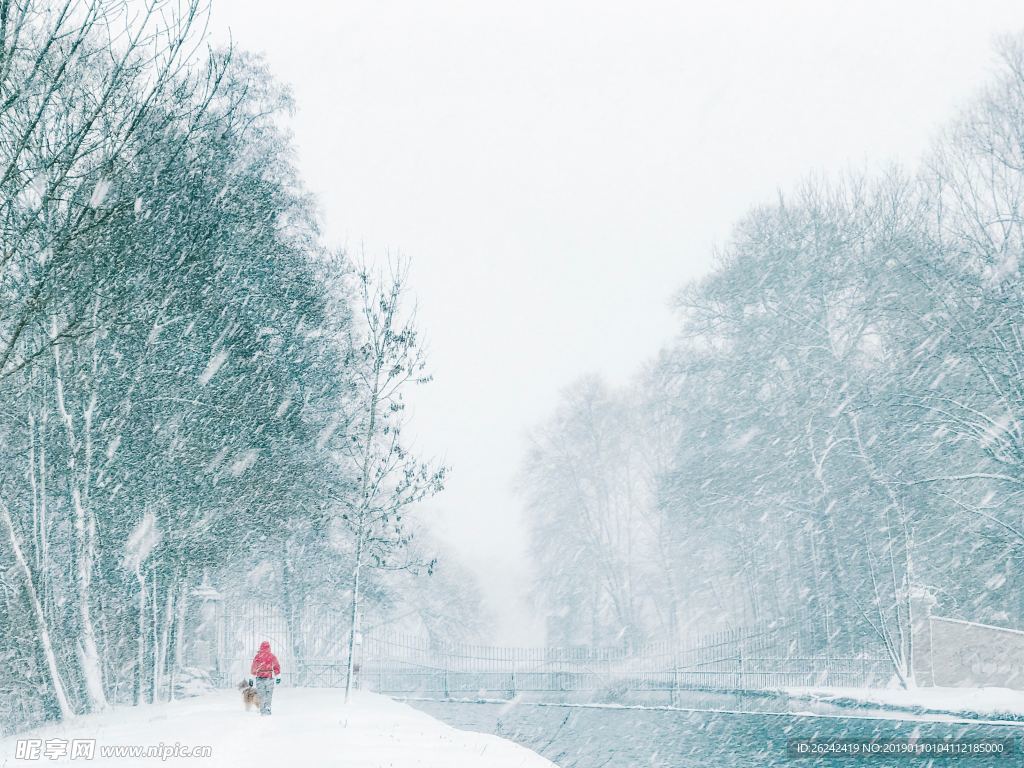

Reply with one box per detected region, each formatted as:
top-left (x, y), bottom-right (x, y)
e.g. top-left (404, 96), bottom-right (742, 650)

top-left (209, 1), bottom-right (1024, 643)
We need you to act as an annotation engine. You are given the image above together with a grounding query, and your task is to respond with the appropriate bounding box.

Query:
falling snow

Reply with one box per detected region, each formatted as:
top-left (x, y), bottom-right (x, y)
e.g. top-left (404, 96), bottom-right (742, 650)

top-left (3, 2), bottom-right (1024, 767)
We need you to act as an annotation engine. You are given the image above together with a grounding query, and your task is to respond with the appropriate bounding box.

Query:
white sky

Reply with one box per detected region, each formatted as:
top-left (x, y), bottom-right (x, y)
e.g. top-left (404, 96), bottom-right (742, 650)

top-left (209, 1), bottom-right (1024, 643)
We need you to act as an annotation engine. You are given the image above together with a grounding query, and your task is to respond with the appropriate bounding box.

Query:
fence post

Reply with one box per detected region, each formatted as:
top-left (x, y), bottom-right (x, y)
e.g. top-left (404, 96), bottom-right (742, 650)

top-left (671, 648), bottom-right (679, 707)
top-left (189, 577), bottom-right (223, 684)
top-left (738, 637), bottom-right (745, 691)
top-left (909, 585), bottom-right (937, 687)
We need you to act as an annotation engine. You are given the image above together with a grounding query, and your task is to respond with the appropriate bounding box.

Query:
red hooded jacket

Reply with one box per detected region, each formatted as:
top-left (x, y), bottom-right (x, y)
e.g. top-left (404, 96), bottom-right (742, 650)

top-left (250, 641), bottom-right (281, 679)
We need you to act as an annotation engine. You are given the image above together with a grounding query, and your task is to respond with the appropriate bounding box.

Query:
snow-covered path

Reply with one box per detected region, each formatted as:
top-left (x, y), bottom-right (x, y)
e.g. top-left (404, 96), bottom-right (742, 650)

top-left (0, 689), bottom-right (558, 768)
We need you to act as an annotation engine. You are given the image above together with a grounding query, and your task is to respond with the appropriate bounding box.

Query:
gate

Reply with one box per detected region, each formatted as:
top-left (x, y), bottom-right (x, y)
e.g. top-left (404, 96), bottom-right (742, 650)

top-left (216, 601), bottom-right (350, 687)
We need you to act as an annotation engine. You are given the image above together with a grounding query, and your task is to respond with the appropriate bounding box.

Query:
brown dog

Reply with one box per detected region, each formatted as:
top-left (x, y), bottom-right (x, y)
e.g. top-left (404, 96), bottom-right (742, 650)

top-left (238, 680), bottom-right (261, 712)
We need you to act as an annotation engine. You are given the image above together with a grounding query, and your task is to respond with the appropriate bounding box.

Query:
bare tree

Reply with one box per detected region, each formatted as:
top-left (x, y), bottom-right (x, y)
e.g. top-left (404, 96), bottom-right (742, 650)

top-left (328, 260), bottom-right (444, 703)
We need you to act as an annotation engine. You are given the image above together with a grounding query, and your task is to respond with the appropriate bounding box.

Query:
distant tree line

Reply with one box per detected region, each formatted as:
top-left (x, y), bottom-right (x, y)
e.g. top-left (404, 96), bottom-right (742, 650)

top-left (524, 37), bottom-right (1024, 688)
top-left (0, 0), bottom-right (450, 733)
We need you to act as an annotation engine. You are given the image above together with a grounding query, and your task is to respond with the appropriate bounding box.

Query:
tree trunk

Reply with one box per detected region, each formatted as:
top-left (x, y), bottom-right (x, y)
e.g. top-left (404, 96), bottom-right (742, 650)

top-left (151, 566), bottom-right (160, 704)
top-left (171, 572), bottom-right (189, 700)
top-left (136, 566), bottom-right (147, 706)
top-left (72, 486), bottom-right (106, 709)
top-left (53, 332), bottom-right (107, 711)
top-left (38, 401), bottom-right (51, 613)
top-left (1, 498), bottom-right (73, 718)
top-left (157, 575), bottom-right (175, 703)
top-left (344, 535), bottom-right (363, 704)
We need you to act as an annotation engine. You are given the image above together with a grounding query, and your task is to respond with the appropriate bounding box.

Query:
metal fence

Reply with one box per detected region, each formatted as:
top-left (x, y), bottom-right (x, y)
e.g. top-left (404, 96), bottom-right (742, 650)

top-left (357, 624), bottom-right (892, 698)
top-left (212, 602), bottom-right (892, 698)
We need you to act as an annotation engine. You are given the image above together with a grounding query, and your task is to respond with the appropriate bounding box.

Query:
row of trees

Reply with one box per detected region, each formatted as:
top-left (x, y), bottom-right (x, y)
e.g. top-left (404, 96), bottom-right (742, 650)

top-left (0, 0), bottom-right (445, 732)
top-left (524, 37), bottom-right (1024, 686)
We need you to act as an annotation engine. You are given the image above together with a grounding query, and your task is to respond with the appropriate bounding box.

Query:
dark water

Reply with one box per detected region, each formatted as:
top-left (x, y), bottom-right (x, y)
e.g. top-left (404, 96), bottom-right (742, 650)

top-left (408, 698), bottom-right (1024, 767)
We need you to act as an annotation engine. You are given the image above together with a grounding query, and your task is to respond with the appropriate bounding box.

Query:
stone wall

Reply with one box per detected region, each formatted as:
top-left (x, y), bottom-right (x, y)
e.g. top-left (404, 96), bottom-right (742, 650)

top-left (927, 617), bottom-right (1024, 689)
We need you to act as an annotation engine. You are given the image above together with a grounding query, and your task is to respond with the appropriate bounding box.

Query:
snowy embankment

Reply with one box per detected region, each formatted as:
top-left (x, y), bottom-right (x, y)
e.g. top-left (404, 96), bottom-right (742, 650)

top-left (0, 689), bottom-right (558, 768)
top-left (786, 686), bottom-right (1024, 721)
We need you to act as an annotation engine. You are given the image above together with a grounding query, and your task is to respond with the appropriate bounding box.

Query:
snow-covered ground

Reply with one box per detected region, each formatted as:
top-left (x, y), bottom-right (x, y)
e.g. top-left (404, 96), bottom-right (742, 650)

top-left (787, 686), bottom-right (1024, 719)
top-left (0, 689), bottom-right (558, 768)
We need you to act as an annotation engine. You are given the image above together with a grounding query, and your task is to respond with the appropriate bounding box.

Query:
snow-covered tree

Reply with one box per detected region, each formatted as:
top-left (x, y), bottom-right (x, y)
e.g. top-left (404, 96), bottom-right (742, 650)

top-left (522, 35), bottom-right (1024, 689)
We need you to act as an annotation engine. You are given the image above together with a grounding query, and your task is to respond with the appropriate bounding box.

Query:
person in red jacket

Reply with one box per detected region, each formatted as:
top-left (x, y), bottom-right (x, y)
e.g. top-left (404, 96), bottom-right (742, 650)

top-left (249, 640), bottom-right (281, 715)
